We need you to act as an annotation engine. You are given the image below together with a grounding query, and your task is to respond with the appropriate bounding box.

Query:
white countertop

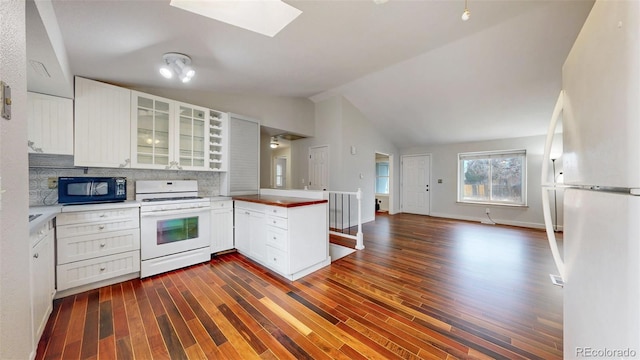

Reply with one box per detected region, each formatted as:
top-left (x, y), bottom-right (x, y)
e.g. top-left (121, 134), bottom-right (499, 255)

top-left (210, 196), bottom-right (232, 202)
top-left (29, 205), bottom-right (61, 234)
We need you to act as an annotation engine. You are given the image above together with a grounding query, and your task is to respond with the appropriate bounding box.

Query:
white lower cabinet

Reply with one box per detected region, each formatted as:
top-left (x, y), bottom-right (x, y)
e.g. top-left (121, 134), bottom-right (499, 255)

top-left (30, 219), bottom-right (55, 349)
top-left (57, 251), bottom-right (140, 291)
top-left (56, 204), bottom-right (140, 296)
top-left (234, 202), bottom-right (266, 262)
top-left (210, 200), bottom-right (234, 253)
top-left (234, 200), bottom-right (329, 280)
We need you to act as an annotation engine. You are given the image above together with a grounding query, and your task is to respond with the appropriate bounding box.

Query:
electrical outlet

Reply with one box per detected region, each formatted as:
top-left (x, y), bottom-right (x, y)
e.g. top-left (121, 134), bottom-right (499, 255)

top-left (48, 177), bottom-right (58, 189)
top-left (485, 208), bottom-right (490, 214)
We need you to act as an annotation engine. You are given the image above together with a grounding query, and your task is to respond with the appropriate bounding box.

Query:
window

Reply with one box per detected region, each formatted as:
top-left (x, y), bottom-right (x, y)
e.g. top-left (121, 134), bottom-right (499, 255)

top-left (376, 161), bottom-right (389, 194)
top-left (458, 150), bottom-right (526, 206)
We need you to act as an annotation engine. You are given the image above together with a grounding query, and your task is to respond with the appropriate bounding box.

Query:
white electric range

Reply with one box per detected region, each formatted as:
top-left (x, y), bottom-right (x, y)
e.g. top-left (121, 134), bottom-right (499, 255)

top-left (136, 180), bottom-right (211, 277)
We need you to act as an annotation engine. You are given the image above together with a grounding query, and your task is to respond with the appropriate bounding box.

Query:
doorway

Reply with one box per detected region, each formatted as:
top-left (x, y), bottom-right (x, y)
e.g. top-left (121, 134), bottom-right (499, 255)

top-left (401, 154), bottom-right (431, 215)
top-left (273, 156), bottom-right (287, 189)
top-left (375, 152), bottom-right (392, 215)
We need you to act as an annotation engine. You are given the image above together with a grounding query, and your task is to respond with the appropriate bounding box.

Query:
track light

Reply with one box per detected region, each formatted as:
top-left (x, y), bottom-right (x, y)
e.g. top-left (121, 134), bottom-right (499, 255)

top-left (159, 53), bottom-right (195, 83)
top-left (461, 0), bottom-right (470, 21)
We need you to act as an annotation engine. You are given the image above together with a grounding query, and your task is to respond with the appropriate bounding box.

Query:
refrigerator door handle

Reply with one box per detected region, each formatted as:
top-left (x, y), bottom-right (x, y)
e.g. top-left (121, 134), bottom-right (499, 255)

top-left (541, 91), bottom-right (566, 282)
top-left (542, 90), bottom-right (564, 187)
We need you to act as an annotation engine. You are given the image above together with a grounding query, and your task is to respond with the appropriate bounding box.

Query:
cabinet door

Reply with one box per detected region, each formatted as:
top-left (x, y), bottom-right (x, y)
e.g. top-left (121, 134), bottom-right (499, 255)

top-left (176, 103), bottom-right (209, 171)
top-left (234, 208), bottom-right (250, 253)
top-left (74, 77), bottom-right (131, 168)
top-left (210, 207), bottom-right (234, 253)
top-left (131, 91), bottom-right (173, 169)
top-left (27, 92), bottom-right (73, 155)
top-left (31, 230), bottom-right (53, 345)
top-left (248, 210), bottom-right (267, 262)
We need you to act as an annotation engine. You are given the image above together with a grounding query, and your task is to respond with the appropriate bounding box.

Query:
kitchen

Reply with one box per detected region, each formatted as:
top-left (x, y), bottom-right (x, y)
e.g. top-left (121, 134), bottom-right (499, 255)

top-left (4, 0), bottom-right (636, 359)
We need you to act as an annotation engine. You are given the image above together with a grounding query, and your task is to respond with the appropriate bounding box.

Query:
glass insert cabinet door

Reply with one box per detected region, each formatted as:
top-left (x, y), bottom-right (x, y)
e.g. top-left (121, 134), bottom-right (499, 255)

top-left (178, 105), bottom-right (207, 169)
top-left (135, 94), bottom-right (171, 167)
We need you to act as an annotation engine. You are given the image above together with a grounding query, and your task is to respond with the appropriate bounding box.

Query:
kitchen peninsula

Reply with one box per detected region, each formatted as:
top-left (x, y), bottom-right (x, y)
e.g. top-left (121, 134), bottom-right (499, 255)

top-left (233, 190), bottom-right (329, 281)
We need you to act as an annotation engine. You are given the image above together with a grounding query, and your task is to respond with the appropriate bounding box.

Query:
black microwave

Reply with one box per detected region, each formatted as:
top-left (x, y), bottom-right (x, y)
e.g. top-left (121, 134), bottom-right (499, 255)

top-left (58, 177), bottom-right (127, 204)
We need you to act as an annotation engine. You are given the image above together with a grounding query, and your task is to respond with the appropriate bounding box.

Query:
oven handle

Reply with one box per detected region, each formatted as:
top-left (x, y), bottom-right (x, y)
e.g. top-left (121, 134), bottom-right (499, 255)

top-left (140, 207), bottom-right (210, 218)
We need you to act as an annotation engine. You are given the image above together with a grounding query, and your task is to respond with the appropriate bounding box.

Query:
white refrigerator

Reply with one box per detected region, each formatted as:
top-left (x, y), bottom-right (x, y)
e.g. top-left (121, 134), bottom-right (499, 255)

top-left (541, 0), bottom-right (640, 358)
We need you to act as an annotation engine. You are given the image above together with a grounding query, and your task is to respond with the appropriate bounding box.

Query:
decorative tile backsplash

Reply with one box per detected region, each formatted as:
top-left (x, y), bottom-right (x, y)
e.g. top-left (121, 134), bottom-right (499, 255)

top-left (29, 154), bottom-right (221, 206)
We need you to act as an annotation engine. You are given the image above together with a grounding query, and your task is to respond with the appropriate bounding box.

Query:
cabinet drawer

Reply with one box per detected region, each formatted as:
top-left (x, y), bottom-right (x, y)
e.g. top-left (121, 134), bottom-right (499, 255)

top-left (267, 215), bottom-right (288, 230)
top-left (57, 229), bottom-right (140, 264)
top-left (265, 206), bottom-right (287, 219)
top-left (211, 200), bottom-right (232, 209)
top-left (57, 217), bottom-right (139, 238)
top-left (266, 246), bottom-right (289, 274)
top-left (57, 207), bottom-right (139, 226)
top-left (266, 227), bottom-right (287, 251)
top-left (57, 250), bottom-right (140, 291)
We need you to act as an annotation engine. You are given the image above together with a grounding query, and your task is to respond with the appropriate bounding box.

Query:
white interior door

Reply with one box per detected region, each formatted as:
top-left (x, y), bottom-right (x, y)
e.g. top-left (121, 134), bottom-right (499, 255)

top-left (402, 154), bottom-right (430, 215)
top-left (309, 145), bottom-right (329, 190)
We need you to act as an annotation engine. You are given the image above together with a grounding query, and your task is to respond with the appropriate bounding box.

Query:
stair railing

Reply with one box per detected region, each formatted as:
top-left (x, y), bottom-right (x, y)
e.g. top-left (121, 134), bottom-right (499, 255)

top-left (326, 188), bottom-right (364, 250)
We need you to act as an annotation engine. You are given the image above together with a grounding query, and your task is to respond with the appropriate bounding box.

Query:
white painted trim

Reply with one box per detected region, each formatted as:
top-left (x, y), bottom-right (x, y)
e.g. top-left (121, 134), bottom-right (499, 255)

top-left (429, 211), bottom-right (546, 230)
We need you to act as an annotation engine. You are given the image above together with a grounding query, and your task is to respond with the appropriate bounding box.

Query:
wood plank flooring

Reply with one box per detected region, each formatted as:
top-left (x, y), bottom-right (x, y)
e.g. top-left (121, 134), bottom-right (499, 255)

top-left (36, 213), bottom-right (563, 359)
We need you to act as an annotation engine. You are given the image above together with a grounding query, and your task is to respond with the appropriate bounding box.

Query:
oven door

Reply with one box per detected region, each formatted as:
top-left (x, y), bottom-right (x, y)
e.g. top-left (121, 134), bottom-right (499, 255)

top-left (140, 207), bottom-right (211, 260)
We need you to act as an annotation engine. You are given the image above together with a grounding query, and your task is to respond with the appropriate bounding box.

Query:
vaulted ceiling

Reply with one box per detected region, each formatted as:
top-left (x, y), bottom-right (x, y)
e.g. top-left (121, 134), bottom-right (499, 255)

top-left (26, 0), bottom-right (594, 147)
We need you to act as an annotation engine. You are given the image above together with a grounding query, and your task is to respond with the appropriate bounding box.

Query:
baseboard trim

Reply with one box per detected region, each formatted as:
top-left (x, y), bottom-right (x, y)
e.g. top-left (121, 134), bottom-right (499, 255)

top-left (428, 212), bottom-right (546, 230)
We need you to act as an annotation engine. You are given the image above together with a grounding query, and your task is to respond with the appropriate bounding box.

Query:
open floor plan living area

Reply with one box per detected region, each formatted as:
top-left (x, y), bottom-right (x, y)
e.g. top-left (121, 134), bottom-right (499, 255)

top-left (35, 214), bottom-right (563, 360)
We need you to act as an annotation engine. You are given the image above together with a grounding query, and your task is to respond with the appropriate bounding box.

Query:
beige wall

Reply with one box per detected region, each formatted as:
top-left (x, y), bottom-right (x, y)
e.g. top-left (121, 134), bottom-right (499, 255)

top-left (292, 96), bottom-right (399, 223)
top-left (401, 133), bottom-right (563, 229)
top-left (1, 1), bottom-right (33, 358)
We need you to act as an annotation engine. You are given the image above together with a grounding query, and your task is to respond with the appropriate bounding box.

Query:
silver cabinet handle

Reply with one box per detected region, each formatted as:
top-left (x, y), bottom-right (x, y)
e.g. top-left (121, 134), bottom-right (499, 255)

top-left (100, 243), bottom-right (106, 248)
top-left (33, 253), bottom-right (39, 259)
top-left (27, 140), bottom-right (43, 153)
top-left (98, 225), bottom-right (105, 230)
top-left (100, 266), bottom-right (106, 271)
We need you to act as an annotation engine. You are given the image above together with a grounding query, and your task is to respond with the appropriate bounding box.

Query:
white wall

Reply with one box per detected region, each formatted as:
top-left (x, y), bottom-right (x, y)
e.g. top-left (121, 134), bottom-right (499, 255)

top-left (0, 1), bottom-right (33, 358)
top-left (130, 86), bottom-right (316, 137)
top-left (292, 96), bottom-right (399, 223)
top-left (401, 134), bottom-right (563, 229)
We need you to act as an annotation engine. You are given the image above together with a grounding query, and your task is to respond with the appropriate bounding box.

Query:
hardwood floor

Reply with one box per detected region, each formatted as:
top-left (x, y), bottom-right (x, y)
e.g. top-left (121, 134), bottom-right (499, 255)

top-left (36, 213), bottom-right (563, 360)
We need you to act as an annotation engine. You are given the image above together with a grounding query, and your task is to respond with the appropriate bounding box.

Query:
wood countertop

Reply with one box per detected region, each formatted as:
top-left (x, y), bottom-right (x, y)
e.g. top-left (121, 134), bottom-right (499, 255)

top-left (233, 194), bottom-right (327, 208)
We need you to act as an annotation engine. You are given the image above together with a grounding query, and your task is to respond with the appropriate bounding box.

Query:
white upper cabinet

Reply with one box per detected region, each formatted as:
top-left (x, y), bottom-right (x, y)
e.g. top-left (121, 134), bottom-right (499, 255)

top-left (176, 103), bottom-right (209, 171)
top-left (130, 91), bottom-right (212, 171)
top-left (131, 92), bottom-right (174, 169)
top-left (74, 77), bottom-right (132, 168)
top-left (27, 92), bottom-right (73, 155)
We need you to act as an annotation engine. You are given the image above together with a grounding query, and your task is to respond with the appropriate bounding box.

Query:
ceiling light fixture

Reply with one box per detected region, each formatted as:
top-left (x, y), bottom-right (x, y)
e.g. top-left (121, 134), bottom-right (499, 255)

top-left (270, 137), bottom-right (279, 149)
top-left (159, 52), bottom-right (195, 83)
top-left (461, 0), bottom-right (470, 21)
